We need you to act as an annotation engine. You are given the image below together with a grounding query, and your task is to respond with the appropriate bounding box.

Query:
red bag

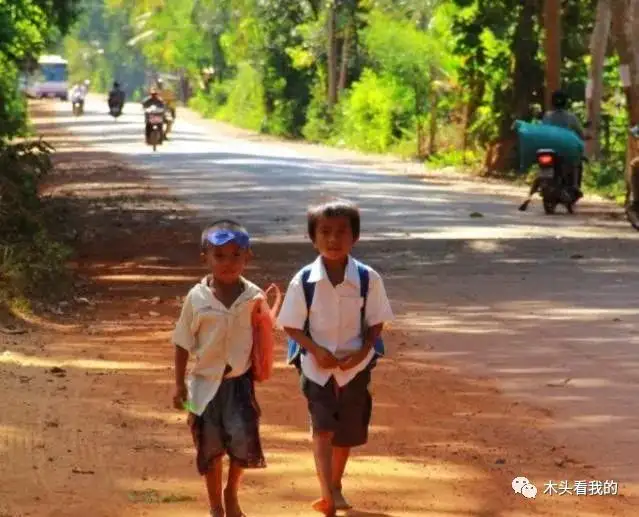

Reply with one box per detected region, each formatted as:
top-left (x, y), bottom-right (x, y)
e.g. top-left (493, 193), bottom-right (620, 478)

top-left (251, 284), bottom-right (282, 382)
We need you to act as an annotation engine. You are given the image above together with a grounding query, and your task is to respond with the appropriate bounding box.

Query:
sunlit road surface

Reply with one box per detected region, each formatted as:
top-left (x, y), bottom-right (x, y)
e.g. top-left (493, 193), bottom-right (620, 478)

top-left (42, 97), bottom-right (631, 242)
top-left (37, 98), bottom-right (639, 492)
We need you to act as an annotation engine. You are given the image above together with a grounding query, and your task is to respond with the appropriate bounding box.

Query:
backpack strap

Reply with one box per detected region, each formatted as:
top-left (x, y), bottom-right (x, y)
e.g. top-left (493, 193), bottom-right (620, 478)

top-left (356, 261), bottom-right (385, 358)
top-left (301, 267), bottom-right (314, 335)
top-left (286, 265), bottom-right (314, 366)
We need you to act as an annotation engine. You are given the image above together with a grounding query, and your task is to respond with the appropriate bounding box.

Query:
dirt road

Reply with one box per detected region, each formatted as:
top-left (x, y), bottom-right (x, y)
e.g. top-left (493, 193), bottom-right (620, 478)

top-left (1, 101), bottom-right (638, 516)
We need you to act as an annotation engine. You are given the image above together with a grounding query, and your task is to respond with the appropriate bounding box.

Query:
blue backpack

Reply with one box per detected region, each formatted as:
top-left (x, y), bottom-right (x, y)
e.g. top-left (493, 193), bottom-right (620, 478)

top-left (286, 260), bottom-right (385, 367)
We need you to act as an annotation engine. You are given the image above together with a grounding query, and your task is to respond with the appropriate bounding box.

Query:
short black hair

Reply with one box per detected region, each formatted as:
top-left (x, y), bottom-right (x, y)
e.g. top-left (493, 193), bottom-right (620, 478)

top-left (551, 90), bottom-right (568, 110)
top-left (201, 219), bottom-right (247, 251)
top-left (307, 200), bottom-right (360, 242)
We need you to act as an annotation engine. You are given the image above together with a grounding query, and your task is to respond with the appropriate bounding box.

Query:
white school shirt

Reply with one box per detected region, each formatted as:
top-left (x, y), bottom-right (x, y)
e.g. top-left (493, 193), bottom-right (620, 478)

top-left (172, 277), bottom-right (263, 416)
top-left (278, 256), bottom-right (394, 387)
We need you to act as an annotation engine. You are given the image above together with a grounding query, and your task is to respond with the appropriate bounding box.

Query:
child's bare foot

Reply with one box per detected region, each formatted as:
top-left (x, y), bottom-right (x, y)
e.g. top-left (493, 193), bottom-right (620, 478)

top-left (223, 487), bottom-right (245, 517)
top-left (209, 506), bottom-right (225, 517)
top-left (332, 487), bottom-right (352, 510)
top-left (312, 498), bottom-right (336, 517)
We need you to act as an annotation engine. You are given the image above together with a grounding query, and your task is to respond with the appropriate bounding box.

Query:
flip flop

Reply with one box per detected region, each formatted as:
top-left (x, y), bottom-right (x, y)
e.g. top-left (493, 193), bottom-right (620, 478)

top-left (210, 507), bottom-right (224, 517)
top-left (312, 498), bottom-right (336, 517)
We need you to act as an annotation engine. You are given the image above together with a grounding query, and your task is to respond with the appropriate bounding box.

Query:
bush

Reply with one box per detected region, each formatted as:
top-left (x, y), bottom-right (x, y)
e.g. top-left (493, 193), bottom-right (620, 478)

top-left (189, 83), bottom-right (230, 118)
top-left (217, 63), bottom-right (266, 132)
top-left (333, 69), bottom-right (415, 153)
top-left (302, 70), bottom-right (333, 143)
top-left (584, 159), bottom-right (626, 203)
top-left (0, 141), bottom-right (71, 304)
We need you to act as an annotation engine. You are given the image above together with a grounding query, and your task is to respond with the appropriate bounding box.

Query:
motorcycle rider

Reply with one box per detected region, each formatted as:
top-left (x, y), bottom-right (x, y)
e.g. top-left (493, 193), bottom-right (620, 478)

top-left (542, 89), bottom-right (585, 196)
top-left (69, 82), bottom-right (86, 111)
top-left (543, 90), bottom-right (585, 140)
top-left (519, 90), bottom-right (586, 211)
top-left (108, 81), bottom-right (125, 113)
top-left (141, 87), bottom-right (166, 142)
top-left (155, 77), bottom-right (176, 136)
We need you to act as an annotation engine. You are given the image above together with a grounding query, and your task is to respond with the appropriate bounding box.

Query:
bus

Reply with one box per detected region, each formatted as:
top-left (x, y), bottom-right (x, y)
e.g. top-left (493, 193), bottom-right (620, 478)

top-left (23, 55), bottom-right (69, 100)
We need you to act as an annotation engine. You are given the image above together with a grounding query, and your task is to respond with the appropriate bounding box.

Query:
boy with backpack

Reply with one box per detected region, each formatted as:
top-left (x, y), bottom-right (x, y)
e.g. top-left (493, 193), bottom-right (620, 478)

top-left (278, 200), bottom-right (394, 516)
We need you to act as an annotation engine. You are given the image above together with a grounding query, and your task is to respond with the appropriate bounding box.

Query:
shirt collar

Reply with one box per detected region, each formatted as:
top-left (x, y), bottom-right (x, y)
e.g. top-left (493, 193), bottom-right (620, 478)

top-left (307, 255), bottom-right (360, 289)
top-left (198, 276), bottom-right (262, 306)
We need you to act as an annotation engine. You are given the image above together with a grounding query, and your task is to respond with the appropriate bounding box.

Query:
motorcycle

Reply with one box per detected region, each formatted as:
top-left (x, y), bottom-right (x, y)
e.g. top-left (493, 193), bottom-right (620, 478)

top-left (109, 103), bottom-right (123, 119)
top-left (625, 125), bottom-right (639, 230)
top-left (71, 97), bottom-right (84, 116)
top-left (144, 105), bottom-right (166, 151)
top-left (535, 149), bottom-right (583, 214)
top-left (519, 149), bottom-right (584, 214)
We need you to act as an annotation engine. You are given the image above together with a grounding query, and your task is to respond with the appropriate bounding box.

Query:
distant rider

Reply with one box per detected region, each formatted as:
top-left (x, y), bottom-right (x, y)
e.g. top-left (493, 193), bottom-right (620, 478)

top-left (108, 81), bottom-right (125, 111)
top-left (69, 82), bottom-right (86, 110)
top-left (141, 87), bottom-right (166, 141)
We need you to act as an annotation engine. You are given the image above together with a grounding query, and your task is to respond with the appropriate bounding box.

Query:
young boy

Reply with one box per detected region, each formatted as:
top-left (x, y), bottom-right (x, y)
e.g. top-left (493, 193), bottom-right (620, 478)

top-left (172, 219), bottom-right (266, 517)
top-left (278, 200), bottom-right (394, 516)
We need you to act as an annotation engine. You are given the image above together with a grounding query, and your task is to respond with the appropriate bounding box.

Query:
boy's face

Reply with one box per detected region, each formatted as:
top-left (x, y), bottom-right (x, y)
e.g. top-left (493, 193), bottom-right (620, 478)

top-left (312, 215), bottom-right (356, 261)
top-left (202, 242), bottom-right (249, 284)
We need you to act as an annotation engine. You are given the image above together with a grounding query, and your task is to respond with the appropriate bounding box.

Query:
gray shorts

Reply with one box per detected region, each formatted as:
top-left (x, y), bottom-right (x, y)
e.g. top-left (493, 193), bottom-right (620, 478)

top-left (300, 366), bottom-right (373, 448)
top-left (190, 371), bottom-right (266, 474)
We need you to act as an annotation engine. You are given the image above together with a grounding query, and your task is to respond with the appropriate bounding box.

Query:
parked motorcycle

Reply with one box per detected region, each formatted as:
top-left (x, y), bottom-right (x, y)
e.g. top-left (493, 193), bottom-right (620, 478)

top-left (625, 125), bottom-right (639, 230)
top-left (144, 105), bottom-right (166, 151)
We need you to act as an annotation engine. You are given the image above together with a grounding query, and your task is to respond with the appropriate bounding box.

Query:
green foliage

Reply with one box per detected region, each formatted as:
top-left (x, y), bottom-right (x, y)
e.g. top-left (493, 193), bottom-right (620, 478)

top-left (334, 69), bottom-right (414, 153)
top-left (0, 0), bottom-right (80, 142)
top-left (63, 0), bottom-right (147, 94)
top-left (0, 55), bottom-right (28, 140)
top-left (0, 141), bottom-right (71, 302)
top-left (302, 70), bottom-right (333, 142)
top-left (217, 62), bottom-right (266, 132)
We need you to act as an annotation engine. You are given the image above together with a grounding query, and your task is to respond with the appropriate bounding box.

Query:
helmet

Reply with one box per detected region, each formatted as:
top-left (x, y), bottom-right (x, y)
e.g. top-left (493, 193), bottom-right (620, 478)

top-left (113, 81), bottom-right (120, 88)
top-left (156, 77), bottom-right (164, 87)
top-left (84, 79), bottom-right (90, 86)
top-left (551, 89), bottom-right (568, 110)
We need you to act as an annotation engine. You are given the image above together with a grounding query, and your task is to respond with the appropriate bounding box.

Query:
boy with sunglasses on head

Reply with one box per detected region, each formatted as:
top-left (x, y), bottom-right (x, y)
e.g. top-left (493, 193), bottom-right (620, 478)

top-left (278, 200), bottom-right (394, 517)
top-left (172, 220), bottom-right (266, 517)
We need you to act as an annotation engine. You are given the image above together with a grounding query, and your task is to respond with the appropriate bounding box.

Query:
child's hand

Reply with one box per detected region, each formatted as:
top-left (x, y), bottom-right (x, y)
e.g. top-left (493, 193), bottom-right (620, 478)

top-left (172, 383), bottom-right (188, 410)
top-left (313, 347), bottom-right (339, 369)
top-left (338, 350), bottom-right (366, 370)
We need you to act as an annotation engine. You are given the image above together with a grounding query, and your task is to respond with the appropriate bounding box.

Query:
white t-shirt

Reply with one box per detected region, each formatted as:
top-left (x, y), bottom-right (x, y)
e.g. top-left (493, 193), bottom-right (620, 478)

top-left (278, 256), bottom-right (394, 387)
top-left (172, 277), bottom-right (264, 415)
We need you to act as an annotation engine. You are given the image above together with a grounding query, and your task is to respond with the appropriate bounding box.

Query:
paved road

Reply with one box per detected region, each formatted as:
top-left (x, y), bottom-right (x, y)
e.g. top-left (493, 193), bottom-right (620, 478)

top-left (38, 98), bottom-right (639, 491)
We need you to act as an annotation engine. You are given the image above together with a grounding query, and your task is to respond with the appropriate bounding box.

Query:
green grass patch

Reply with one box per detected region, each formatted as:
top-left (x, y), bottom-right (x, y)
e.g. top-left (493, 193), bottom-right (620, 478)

top-left (127, 489), bottom-right (196, 504)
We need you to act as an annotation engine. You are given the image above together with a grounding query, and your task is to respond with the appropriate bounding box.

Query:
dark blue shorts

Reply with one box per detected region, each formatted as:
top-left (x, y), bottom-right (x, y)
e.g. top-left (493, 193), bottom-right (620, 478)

top-left (190, 371), bottom-right (265, 474)
top-left (300, 365), bottom-right (373, 448)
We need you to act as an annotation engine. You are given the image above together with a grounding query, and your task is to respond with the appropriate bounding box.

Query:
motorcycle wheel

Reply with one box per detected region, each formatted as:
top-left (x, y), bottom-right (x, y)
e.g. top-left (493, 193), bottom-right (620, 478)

top-left (543, 198), bottom-right (557, 215)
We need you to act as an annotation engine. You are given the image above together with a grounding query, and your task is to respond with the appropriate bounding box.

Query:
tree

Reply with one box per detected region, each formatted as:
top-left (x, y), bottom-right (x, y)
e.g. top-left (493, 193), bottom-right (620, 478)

top-left (0, 0), bottom-right (81, 141)
top-left (543, 0), bottom-right (562, 109)
top-left (585, 0), bottom-right (612, 159)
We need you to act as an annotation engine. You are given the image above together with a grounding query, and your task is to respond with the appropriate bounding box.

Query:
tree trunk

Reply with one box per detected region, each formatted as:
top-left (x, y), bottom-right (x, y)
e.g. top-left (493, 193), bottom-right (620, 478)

top-left (327, 1), bottom-right (338, 109)
top-left (611, 0), bottom-right (639, 202)
top-left (586, 0), bottom-right (612, 159)
top-left (543, 0), bottom-right (562, 109)
top-left (338, 25), bottom-right (350, 95)
top-left (428, 66), bottom-right (438, 156)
